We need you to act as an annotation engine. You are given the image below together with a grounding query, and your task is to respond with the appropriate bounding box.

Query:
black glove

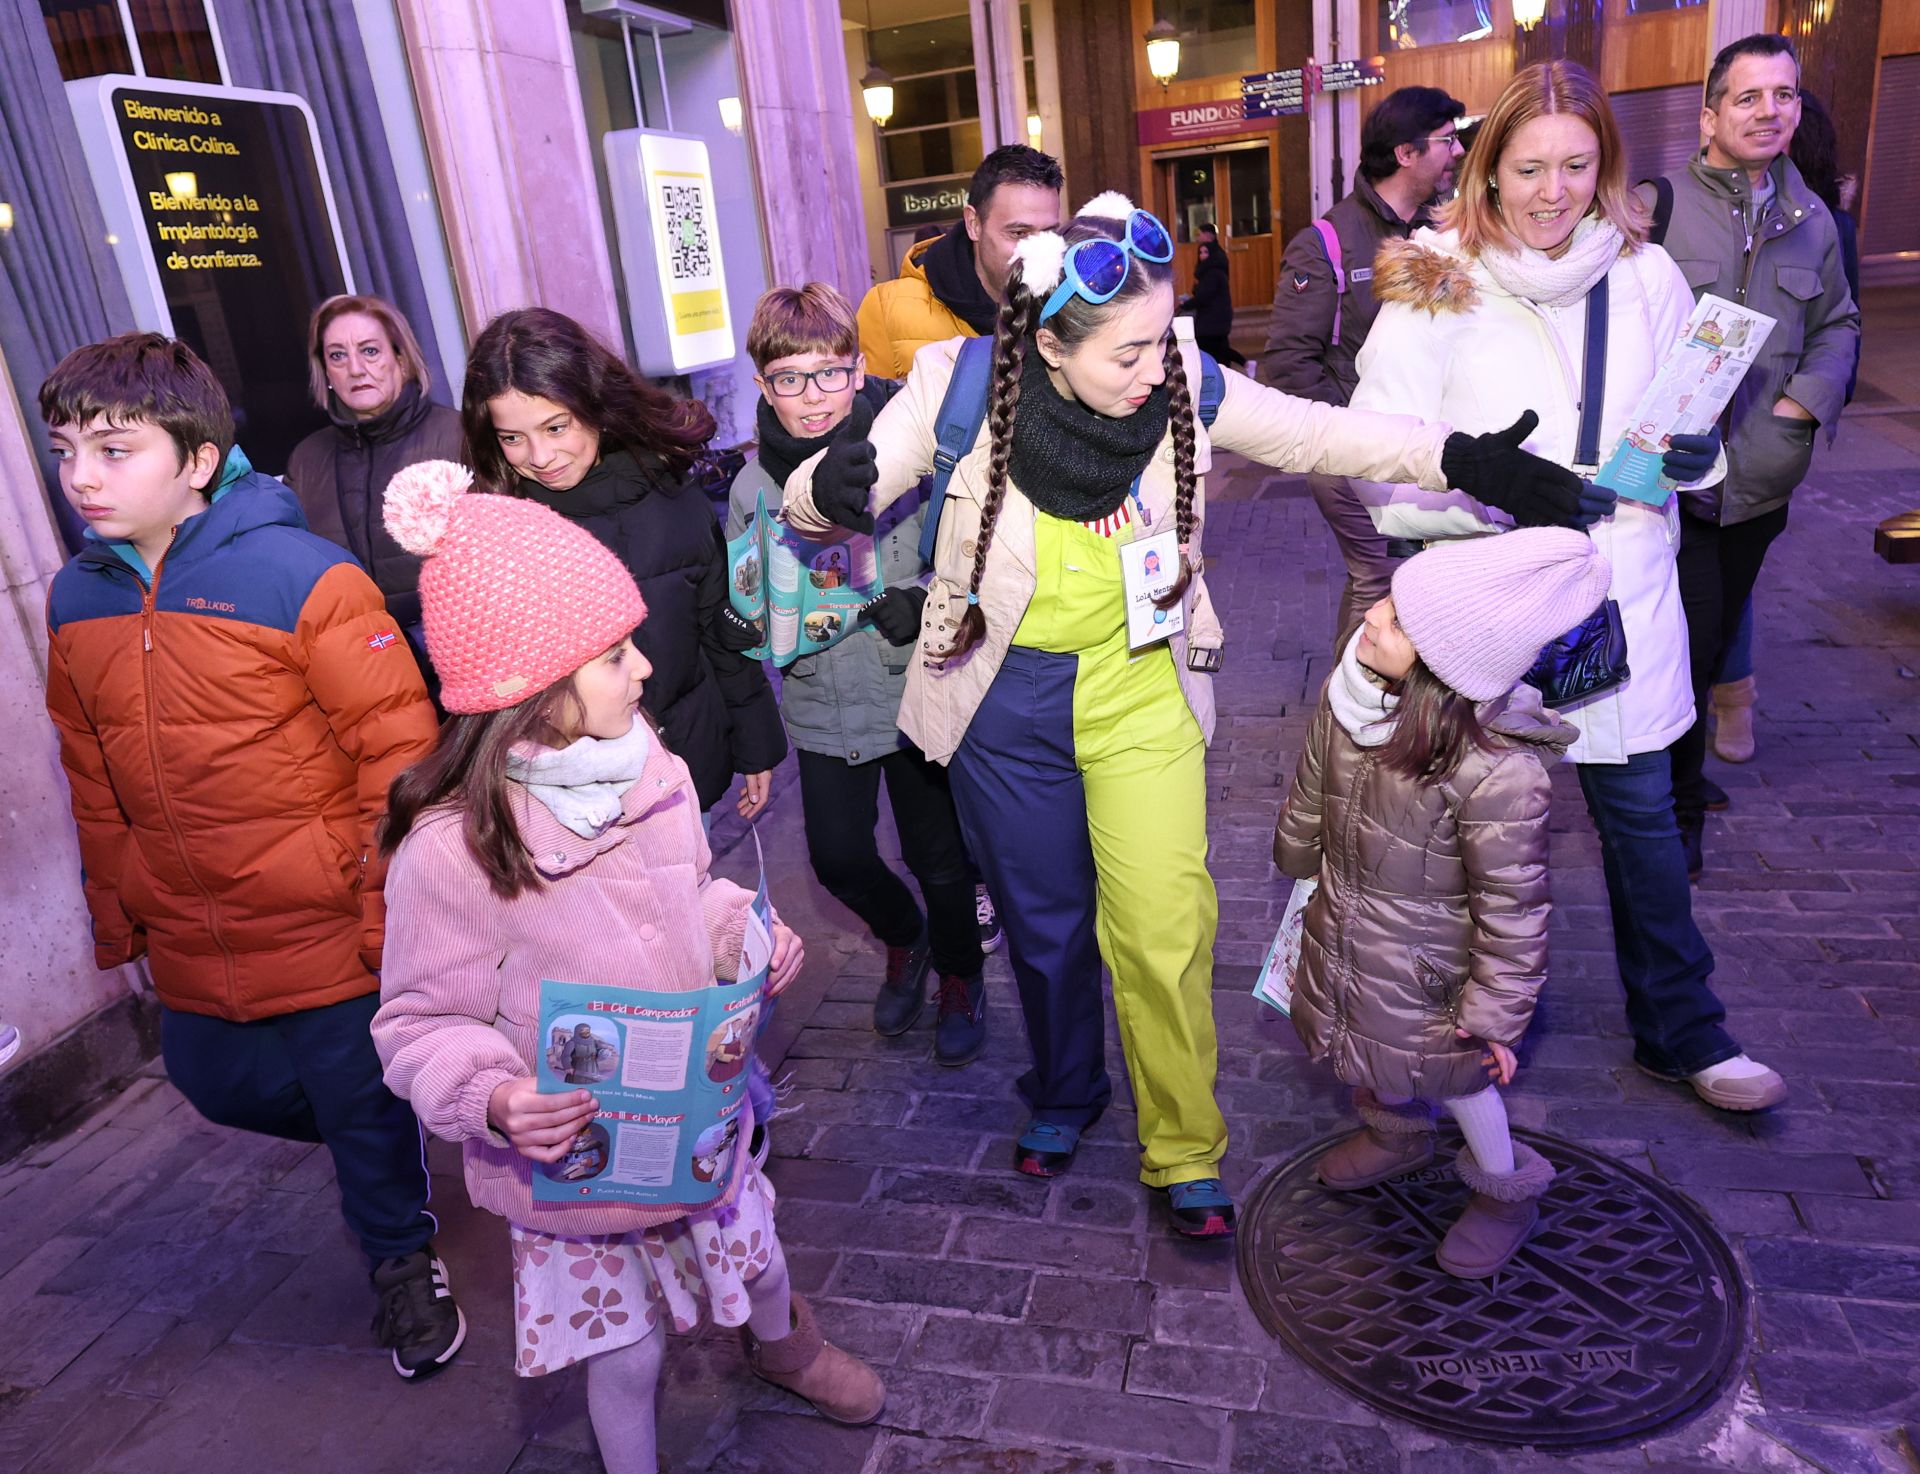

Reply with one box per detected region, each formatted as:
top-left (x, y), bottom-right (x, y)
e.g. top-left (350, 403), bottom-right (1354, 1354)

top-left (1662, 428), bottom-right (1721, 483)
top-left (713, 602), bottom-right (764, 653)
top-left (1441, 411), bottom-right (1595, 529)
top-left (810, 394), bottom-right (877, 534)
top-left (865, 585), bottom-right (927, 646)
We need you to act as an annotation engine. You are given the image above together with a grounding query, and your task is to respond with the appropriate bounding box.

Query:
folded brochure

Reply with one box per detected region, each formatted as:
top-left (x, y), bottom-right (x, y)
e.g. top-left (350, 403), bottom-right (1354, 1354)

top-left (1595, 293), bottom-right (1775, 506)
top-left (531, 877), bottom-right (775, 1209)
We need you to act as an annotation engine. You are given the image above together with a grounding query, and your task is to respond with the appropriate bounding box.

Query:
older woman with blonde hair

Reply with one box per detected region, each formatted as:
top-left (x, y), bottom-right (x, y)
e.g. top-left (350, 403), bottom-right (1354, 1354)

top-left (1348, 61), bottom-right (1786, 1114)
top-left (285, 294), bottom-right (465, 702)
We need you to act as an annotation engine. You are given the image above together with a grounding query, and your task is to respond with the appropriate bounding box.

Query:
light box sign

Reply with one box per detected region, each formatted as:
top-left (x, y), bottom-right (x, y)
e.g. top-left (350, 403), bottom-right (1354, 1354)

top-left (66, 77), bottom-right (354, 474)
top-left (604, 129), bottom-right (734, 376)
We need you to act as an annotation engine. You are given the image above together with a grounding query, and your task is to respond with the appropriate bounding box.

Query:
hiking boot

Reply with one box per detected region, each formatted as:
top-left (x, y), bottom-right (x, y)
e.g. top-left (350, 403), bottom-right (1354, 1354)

top-left (741, 1293), bottom-right (884, 1425)
top-left (1710, 676), bottom-right (1757, 763)
top-left (1639, 1054), bottom-right (1788, 1112)
top-left (1165, 1177), bottom-right (1236, 1238)
top-left (975, 884), bottom-right (1004, 953)
top-left (371, 1250), bottom-right (466, 1381)
top-left (873, 933), bottom-right (931, 1036)
top-left (933, 971), bottom-right (986, 1067)
top-left (1014, 1118), bottom-right (1081, 1177)
top-left (1315, 1089), bottom-right (1437, 1190)
top-left (1680, 815), bottom-right (1705, 883)
top-left (1701, 777), bottom-right (1730, 812)
top-left (1436, 1144), bottom-right (1555, 1278)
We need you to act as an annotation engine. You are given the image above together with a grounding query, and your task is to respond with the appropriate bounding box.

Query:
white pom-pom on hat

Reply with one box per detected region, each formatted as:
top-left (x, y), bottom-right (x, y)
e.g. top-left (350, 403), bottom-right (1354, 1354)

top-left (1014, 231), bottom-right (1069, 298)
top-left (1076, 191), bottom-right (1137, 222)
top-left (384, 459), bottom-right (474, 557)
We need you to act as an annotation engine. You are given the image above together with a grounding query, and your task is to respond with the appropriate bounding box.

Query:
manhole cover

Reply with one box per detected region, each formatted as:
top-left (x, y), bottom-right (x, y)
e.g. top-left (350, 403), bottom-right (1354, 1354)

top-left (1238, 1127), bottom-right (1749, 1450)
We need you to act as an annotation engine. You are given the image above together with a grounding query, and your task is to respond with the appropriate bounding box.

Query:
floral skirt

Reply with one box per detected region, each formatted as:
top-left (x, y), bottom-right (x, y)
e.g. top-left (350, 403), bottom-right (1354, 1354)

top-left (508, 1165), bottom-right (778, 1377)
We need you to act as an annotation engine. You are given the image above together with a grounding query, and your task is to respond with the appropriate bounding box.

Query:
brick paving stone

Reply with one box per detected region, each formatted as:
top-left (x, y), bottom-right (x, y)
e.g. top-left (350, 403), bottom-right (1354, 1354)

top-left (1123, 1344), bottom-right (1265, 1410)
top-left (989, 1381), bottom-right (1228, 1467)
top-left (914, 1314), bottom-right (1132, 1387)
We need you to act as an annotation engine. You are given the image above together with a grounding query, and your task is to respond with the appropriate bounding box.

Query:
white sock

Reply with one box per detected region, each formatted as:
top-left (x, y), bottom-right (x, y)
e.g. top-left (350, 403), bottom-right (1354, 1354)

top-left (1444, 1086), bottom-right (1514, 1176)
top-left (745, 1237), bottom-right (794, 1341)
top-left (1694, 1054), bottom-right (1772, 1082)
top-left (585, 1324), bottom-right (665, 1474)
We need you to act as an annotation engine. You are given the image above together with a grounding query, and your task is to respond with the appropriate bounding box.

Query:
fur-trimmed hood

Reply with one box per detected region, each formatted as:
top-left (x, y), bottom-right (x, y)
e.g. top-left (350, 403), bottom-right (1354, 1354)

top-left (1372, 232), bottom-right (1481, 315)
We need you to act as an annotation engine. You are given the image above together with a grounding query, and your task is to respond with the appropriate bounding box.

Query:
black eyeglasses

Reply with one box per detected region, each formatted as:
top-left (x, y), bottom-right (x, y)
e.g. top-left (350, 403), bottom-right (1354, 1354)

top-left (763, 366), bottom-right (855, 397)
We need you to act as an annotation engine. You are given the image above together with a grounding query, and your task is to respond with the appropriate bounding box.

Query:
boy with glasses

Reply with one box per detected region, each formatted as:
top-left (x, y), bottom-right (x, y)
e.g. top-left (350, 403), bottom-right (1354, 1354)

top-left (727, 285), bottom-right (989, 1066)
top-left (1263, 85), bottom-right (1465, 651)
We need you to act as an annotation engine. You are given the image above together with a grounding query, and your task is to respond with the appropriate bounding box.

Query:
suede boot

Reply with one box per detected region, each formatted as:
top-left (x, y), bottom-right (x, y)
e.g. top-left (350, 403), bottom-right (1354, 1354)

top-left (1315, 1089), bottom-right (1437, 1190)
top-left (741, 1292), bottom-right (885, 1425)
top-left (1436, 1143), bottom-right (1555, 1278)
top-left (1710, 676), bottom-right (1757, 763)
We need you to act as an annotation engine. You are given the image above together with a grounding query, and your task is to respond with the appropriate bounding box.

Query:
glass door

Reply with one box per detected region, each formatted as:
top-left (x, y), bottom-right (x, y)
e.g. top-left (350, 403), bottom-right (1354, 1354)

top-left (1156, 142), bottom-right (1275, 311)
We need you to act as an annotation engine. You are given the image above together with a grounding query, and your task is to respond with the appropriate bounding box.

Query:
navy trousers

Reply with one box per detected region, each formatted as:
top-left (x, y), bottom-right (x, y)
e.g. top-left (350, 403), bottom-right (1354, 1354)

top-left (161, 992), bottom-right (436, 1263)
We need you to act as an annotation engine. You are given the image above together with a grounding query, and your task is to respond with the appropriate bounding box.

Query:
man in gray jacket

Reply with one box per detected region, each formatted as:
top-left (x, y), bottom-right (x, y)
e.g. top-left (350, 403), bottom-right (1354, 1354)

top-left (1642, 34), bottom-right (1859, 878)
top-left (1262, 86), bottom-right (1464, 650)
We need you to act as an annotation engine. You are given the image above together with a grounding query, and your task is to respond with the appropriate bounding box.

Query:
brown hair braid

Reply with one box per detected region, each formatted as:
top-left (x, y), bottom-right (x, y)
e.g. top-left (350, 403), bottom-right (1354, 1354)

top-left (1154, 332), bottom-right (1199, 610)
top-left (949, 286), bottom-right (1041, 660)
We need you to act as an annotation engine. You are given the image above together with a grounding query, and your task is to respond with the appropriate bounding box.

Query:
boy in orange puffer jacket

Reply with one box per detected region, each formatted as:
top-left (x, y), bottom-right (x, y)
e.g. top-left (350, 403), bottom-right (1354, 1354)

top-left (40, 332), bottom-right (462, 1380)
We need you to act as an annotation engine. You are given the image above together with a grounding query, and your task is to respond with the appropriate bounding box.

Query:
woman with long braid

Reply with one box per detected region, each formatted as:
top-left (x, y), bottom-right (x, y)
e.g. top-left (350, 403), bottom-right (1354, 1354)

top-left (782, 193), bottom-right (1591, 1236)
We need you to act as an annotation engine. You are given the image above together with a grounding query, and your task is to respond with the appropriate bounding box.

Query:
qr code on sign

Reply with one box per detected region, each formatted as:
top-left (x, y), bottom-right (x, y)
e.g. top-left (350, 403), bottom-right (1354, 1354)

top-left (663, 183), bottom-right (711, 280)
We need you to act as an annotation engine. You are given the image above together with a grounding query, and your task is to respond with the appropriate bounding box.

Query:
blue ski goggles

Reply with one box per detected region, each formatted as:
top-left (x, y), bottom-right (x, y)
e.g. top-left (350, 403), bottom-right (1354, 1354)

top-left (1039, 209), bottom-right (1176, 322)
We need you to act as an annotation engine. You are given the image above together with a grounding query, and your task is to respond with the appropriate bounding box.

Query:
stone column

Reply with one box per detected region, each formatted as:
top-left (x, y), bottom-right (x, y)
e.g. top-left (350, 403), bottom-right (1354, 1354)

top-left (1514, 0), bottom-right (1605, 72)
top-left (1780, 0), bottom-right (1883, 189)
top-left (972, 0), bottom-right (1029, 151)
top-left (1051, 0), bottom-right (1140, 203)
top-left (1707, 0), bottom-right (1770, 56)
top-left (390, 0), bottom-right (623, 350)
top-left (730, 0), bottom-right (871, 304)
top-left (0, 337), bottom-right (151, 1142)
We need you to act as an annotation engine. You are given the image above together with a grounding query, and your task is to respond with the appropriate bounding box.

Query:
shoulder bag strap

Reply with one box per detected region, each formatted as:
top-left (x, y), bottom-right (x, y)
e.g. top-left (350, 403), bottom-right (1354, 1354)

top-left (1310, 217), bottom-right (1346, 347)
top-left (1575, 273), bottom-right (1609, 475)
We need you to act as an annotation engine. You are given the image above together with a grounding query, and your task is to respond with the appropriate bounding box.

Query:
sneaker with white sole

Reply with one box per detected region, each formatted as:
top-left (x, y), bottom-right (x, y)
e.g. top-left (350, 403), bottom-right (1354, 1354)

top-left (1640, 1054), bottom-right (1787, 1112)
top-left (975, 885), bottom-right (1004, 954)
top-left (0, 1023), bottom-right (19, 1070)
top-left (371, 1250), bottom-right (467, 1381)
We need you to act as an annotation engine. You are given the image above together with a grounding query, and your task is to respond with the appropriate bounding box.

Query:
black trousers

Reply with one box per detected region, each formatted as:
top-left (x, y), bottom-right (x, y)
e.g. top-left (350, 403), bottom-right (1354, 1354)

top-left (1669, 502), bottom-right (1790, 826)
top-left (796, 745), bottom-right (984, 979)
top-left (1195, 333), bottom-right (1247, 369)
top-left (161, 993), bottom-right (436, 1264)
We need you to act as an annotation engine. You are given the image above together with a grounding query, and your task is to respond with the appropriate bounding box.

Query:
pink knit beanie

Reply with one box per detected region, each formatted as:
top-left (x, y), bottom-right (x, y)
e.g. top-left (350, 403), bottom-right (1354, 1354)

top-left (1390, 528), bottom-right (1613, 702)
top-left (384, 460), bottom-right (648, 714)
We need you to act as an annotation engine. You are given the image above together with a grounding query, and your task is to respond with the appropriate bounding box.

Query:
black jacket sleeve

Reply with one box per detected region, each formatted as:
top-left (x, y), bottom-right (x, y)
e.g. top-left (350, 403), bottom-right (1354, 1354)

top-left (696, 518), bottom-right (788, 775)
top-left (1260, 227), bottom-right (1345, 406)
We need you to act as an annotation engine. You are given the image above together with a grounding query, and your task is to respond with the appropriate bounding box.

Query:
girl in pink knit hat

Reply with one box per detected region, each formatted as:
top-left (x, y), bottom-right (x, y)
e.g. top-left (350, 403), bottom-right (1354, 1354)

top-left (370, 463), bottom-right (884, 1474)
top-left (1273, 527), bottom-right (1611, 1277)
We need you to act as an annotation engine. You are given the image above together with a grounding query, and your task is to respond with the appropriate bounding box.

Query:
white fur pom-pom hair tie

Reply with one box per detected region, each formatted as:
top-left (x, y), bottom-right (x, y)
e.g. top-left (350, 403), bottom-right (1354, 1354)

top-left (1013, 231), bottom-right (1069, 298)
top-left (1076, 191), bottom-right (1136, 221)
top-left (383, 460), bottom-right (475, 556)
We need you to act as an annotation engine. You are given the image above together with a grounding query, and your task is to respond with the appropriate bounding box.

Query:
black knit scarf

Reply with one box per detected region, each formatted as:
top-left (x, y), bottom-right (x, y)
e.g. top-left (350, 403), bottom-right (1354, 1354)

top-left (1007, 350), bottom-right (1171, 523)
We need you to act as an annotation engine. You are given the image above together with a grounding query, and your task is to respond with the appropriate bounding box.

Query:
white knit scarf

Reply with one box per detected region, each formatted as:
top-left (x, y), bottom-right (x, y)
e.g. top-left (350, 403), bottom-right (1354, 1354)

top-left (1476, 214), bottom-right (1624, 308)
top-left (1329, 629), bottom-right (1399, 748)
top-left (507, 714), bottom-right (653, 838)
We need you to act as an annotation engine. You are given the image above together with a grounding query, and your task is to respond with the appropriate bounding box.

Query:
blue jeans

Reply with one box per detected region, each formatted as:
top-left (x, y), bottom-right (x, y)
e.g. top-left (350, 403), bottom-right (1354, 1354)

top-left (1576, 752), bottom-right (1741, 1077)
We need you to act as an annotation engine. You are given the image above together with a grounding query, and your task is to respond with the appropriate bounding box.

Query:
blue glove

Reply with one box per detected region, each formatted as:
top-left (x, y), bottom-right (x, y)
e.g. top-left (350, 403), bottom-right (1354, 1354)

top-left (1569, 479), bottom-right (1618, 530)
top-left (1662, 429), bottom-right (1721, 483)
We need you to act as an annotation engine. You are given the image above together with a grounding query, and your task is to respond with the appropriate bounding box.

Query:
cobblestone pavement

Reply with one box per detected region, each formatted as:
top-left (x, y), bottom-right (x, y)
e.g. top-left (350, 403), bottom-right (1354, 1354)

top-left (5, 364), bottom-right (1920, 1473)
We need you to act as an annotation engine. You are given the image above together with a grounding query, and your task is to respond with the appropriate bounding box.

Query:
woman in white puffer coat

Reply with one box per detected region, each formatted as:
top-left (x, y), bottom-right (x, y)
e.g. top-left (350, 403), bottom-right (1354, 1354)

top-left (1346, 60), bottom-right (1785, 1114)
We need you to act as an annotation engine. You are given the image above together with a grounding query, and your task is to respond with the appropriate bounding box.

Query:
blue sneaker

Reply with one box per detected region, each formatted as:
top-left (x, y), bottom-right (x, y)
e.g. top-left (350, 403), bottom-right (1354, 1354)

top-left (1165, 1178), bottom-right (1236, 1238)
top-left (1014, 1119), bottom-right (1081, 1177)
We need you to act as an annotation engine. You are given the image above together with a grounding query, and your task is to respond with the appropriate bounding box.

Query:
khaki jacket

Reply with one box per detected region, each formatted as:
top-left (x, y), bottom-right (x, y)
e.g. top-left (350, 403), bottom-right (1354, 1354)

top-left (783, 333), bottom-right (1452, 763)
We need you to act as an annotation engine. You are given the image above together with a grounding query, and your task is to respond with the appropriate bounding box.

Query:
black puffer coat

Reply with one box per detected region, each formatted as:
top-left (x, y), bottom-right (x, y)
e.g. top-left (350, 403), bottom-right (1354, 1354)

top-left (284, 382), bottom-right (466, 638)
top-left (1186, 244), bottom-right (1234, 340)
top-left (1274, 684), bottom-right (1575, 1099)
top-left (509, 450), bottom-right (786, 808)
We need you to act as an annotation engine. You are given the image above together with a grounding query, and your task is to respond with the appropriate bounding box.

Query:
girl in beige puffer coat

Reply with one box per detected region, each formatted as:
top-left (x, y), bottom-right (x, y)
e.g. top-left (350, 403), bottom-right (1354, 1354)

top-left (1275, 529), bottom-right (1610, 1278)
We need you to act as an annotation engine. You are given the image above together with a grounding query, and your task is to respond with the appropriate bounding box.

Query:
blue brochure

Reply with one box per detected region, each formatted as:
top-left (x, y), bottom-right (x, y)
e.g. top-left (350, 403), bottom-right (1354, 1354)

top-left (531, 874), bottom-right (774, 1209)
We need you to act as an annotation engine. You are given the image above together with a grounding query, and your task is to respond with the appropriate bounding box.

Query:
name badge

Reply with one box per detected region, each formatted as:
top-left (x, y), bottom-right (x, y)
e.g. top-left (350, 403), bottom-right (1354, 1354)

top-left (1120, 530), bottom-right (1185, 652)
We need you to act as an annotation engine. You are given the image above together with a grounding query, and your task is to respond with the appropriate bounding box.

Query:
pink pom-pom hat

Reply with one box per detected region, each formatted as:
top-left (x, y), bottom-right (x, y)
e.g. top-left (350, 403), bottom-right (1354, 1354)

top-left (382, 460), bottom-right (648, 714)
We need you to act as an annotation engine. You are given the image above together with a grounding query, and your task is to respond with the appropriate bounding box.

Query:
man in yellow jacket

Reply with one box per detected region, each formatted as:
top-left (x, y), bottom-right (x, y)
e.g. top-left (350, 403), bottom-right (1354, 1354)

top-left (857, 144), bottom-right (1063, 379)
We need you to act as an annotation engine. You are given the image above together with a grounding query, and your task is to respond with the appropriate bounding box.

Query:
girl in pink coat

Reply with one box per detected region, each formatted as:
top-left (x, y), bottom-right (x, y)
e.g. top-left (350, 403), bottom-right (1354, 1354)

top-left (371, 462), bottom-right (882, 1474)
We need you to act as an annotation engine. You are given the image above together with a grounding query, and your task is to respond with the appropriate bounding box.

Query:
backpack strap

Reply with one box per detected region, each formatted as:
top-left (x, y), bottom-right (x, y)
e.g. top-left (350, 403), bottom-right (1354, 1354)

top-left (1310, 217), bottom-right (1347, 347)
top-left (1642, 175), bottom-right (1674, 247)
top-left (1197, 350), bottom-right (1224, 428)
top-left (918, 334), bottom-right (996, 567)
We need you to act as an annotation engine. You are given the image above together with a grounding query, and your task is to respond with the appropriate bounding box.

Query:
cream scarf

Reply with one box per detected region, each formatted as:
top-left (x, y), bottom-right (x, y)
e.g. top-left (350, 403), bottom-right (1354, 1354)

top-left (507, 714), bottom-right (653, 838)
top-left (1329, 629), bottom-right (1399, 748)
top-left (1476, 214), bottom-right (1625, 308)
